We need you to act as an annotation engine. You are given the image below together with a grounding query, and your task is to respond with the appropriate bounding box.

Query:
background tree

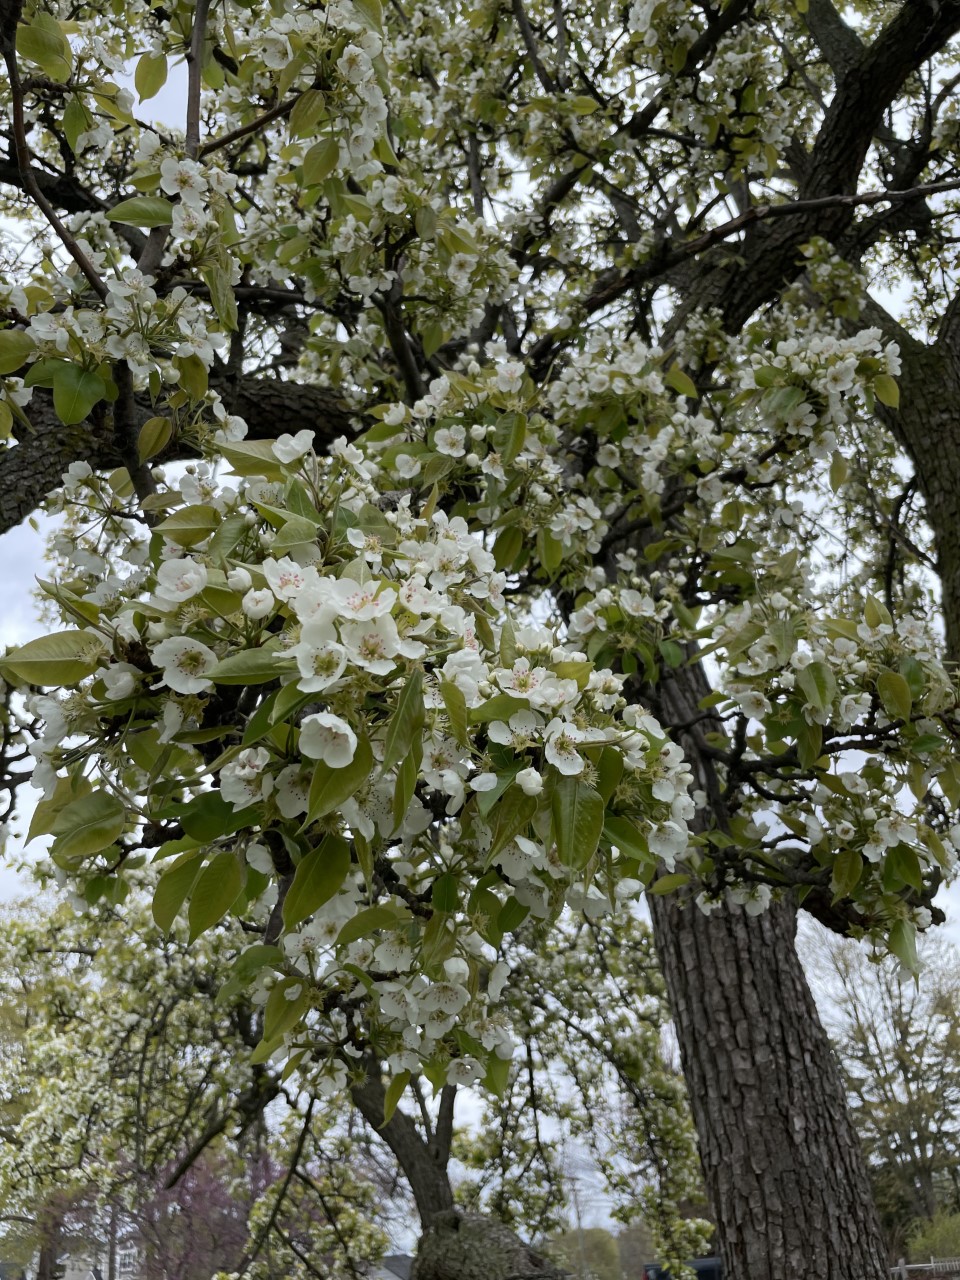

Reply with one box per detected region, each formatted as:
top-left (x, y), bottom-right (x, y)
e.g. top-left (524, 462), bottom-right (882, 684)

top-left (4, 2), bottom-right (960, 1278)
top-left (0, 896), bottom-right (390, 1279)
top-left (808, 931), bottom-right (960, 1259)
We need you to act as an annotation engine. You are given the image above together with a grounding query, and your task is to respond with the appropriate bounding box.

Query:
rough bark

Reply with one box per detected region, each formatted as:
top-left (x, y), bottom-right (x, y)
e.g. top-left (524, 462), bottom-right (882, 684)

top-left (352, 1071), bottom-right (565, 1280)
top-left (411, 1211), bottom-right (568, 1280)
top-left (649, 896), bottom-right (888, 1280)
top-left (0, 375), bottom-right (355, 535)
top-left (638, 656), bottom-right (890, 1279)
top-left (886, 340), bottom-right (960, 662)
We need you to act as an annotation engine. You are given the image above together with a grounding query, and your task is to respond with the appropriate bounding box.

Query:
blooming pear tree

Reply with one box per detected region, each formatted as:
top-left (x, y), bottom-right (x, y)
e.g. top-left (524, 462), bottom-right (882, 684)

top-left (3, 0), bottom-right (960, 1273)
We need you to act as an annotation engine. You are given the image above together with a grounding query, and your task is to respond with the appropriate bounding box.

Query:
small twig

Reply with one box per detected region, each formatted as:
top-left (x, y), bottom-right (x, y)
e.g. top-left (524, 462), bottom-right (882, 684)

top-left (511, 0), bottom-right (555, 94)
top-left (199, 95), bottom-right (299, 159)
top-left (236, 1097), bottom-right (315, 1276)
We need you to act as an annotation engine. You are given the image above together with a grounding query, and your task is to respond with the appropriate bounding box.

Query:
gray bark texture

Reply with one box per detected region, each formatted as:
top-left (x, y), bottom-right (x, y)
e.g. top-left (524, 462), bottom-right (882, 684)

top-left (411, 1211), bottom-right (568, 1280)
top-left (0, 375), bottom-right (354, 535)
top-left (650, 896), bottom-right (888, 1280)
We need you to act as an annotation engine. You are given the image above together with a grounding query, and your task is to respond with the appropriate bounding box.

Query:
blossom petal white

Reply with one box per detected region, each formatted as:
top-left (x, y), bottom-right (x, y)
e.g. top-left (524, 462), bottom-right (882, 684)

top-left (299, 712), bottom-right (358, 768)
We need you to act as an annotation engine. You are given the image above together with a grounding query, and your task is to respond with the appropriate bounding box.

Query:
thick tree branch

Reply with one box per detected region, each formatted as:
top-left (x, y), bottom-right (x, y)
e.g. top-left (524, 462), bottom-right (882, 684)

top-left (351, 1066), bottom-right (454, 1226)
top-left (0, 376), bottom-right (356, 536)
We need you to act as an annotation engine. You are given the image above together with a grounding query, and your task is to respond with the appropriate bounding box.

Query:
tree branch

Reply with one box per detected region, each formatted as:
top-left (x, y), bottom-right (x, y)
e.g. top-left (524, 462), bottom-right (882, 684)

top-left (185, 0), bottom-right (212, 159)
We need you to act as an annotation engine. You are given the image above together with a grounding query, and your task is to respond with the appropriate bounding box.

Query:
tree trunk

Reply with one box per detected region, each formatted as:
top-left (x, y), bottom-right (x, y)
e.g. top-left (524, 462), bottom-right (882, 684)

top-left (412, 1211), bottom-right (568, 1280)
top-left (649, 893), bottom-right (888, 1280)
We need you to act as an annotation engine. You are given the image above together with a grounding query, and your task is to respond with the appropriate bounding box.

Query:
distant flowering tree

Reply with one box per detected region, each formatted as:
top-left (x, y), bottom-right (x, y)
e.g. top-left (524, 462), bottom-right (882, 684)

top-left (0, 898), bottom-right (390, 1278)
top-left (3, 0), bottom-right (960, 1276)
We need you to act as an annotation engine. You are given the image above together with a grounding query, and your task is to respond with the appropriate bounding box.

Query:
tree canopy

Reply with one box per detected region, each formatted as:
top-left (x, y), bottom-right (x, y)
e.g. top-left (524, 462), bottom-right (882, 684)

top-left (3, 0), bottom-right (960, 1275)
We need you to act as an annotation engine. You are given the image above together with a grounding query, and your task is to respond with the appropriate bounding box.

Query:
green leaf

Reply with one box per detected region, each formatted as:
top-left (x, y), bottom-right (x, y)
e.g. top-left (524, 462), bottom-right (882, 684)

top-left (476, 763), bottom-right (522, 818)
top-left (188, 850), bottom-right (245, 940)
top-left (431, 873), bottom-right (459, 913)
top-left (874, 373), bottom-right (900, 409)
top-left (493, 525), bottom-right (524, 571)
top-left (831, 848), bottom-right (862, 900)
top-left (202, 266), bottom-right (238, 332)
top-left (108, 196), bottom-right (175, 227)
top-left (551, 776), bottom-right (604, 869)
top-left (303, 736), bottom-right (373, 827)
top-left (50, 791), bottom-right (127, 860)
top-left (175, 791), bottom-right (260, 842)
top-left (63, 96), bottom-right (92, 152)
top-left (536, 528), bottom-right (564, 573)
top-left (889, 919), bottom-right (919, 973)
top-left (570, 94), bottom-right (600, 115)
top-left (16, 16), bottom-right (72, 82)
top-left (420, 911), bottom-right (455, 970)
top-left (381, 669), bottom-right (425, 773)
top-left (470, 694), bottom-right (529, 724)
top-left (382, 1070), bottom-right (411, 1125)
top-left (208, 647), bottom-right (291, 685)
top-left (392, 749), bottom-right (418, 831)
top-left (135, 50), bottom-right (168, 101)
top-left (797, 661), bottom-right (835, 716)
top-left (497, 896), bottom-right (529, 935)
top-left (795, 718), bottom-right (823, 770)
top-left (595, 747), bottom-right (624, 805)
top-left (864, 593), bottom-right (891, 629)
top-left (175, 353), bottom-right (209, 401)
top-left (0, 329), bottom-right (35, 374)
top-left (499, 614), bottom-right (518, 668)
top-left (263, 978), bottom-right (310, 1040)
top-left (138, 416), bottom-right (173, 463)
top-left (303, 136), bottom-right (340, 186)
top-left (602, 815), bottom-right (650, 863)
top-left (665, 363), bottom-right (698, 400)
top-left (829, 451), bottom-right (849, 493)
top-left (154, 504), bottom-right (220, 548)
top-left (335, 905), bottom-right (404, 948)
top-left (0, 629), bottom-right (102, 686)
top-left (421, 321), bottom-right (445, 360)
top-left (218, 438), bottom-right (288, 480)
top-left (648, 873), bottom-right (691, 895)
top-left (483, 1051), bottom-right (511, 1099)
top-left (877, 669), bottom-right (912, 721)
top-left (153, 851), bottom-right (203, 931)
top-left (282, 836), bottom-right (352, 929)
top-left (217, 944), bottom-right (283, 1004)
top-left (289, 88), bottom-right (326, 138)
top-left (439, 679), bottom-right (468, 747)
top-left (489, 786), bottom-right (538, 859)
top-left (52, 364), bottom-right (106, 426)
top-left (353, 0), bottom-right (384, 30)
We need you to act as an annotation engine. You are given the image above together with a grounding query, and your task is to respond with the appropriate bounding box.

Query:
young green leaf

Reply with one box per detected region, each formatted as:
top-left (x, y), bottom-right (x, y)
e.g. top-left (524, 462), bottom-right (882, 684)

top-left (108, 196), bottom-right (175, 227)
top-left (381, 670), bottom-right (425, 772)
top-left (50, 790), bottom-right (127, 860)
top-left (282, 836), bottom-right (352, 930)
top-left (0, 630), bottom-right (103, 686)
top-left (551, 776), bottom-right (604, 869)
top-left (153, 852), bottom-right (203, 931)
top-left (52, 364), bottom-right (106, 426)
top-left (302, 736), bottom-right (373, 828)
top-left (0, 329), bottom-right (35, 374)
top-left (187, 851), bottom-right (245, 941)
